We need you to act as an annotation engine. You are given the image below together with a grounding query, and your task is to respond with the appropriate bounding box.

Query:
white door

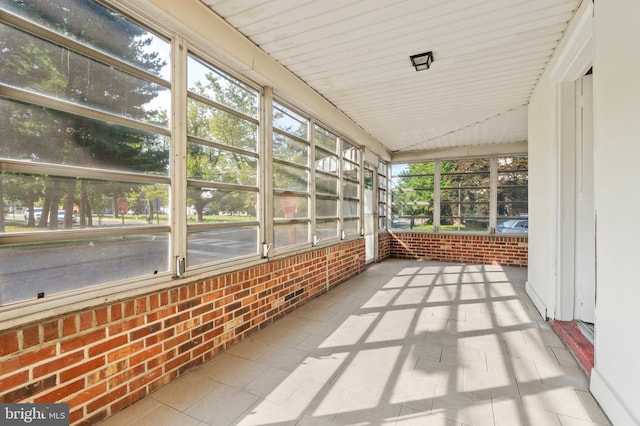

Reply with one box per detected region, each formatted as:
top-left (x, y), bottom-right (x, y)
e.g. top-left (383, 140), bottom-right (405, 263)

top-left (575, 73), bottom-right (596, 324)
top-left (363, 167), bottom-right (376, 263)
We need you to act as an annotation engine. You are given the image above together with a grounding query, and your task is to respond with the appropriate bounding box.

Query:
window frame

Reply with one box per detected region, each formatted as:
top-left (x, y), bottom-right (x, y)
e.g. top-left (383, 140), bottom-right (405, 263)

top-left (390, 156), bottom-right (528, 235)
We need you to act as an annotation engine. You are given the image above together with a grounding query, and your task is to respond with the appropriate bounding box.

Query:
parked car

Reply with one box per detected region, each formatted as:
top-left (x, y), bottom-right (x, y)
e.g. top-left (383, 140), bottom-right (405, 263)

top-left (496, 219), bottom-right (528, 233)
top-left (23, 207), bottom-right (43, 221)
top-left (57, 210), bottom-right (77, 224)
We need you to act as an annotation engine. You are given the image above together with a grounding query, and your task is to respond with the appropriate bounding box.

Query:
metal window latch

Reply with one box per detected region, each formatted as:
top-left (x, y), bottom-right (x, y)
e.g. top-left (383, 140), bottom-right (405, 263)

top-left (175, 256), bottom-right (186, 277)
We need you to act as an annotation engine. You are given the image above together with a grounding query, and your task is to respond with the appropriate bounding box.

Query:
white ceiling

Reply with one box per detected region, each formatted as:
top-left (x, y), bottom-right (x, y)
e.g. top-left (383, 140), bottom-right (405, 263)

top-left (200, 0), bottom-right (580, 154)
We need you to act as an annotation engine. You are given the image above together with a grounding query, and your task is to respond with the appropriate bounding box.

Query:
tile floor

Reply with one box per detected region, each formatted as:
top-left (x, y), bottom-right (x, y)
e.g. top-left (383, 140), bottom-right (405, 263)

top-left (99, 259), bottom-right (610, 426)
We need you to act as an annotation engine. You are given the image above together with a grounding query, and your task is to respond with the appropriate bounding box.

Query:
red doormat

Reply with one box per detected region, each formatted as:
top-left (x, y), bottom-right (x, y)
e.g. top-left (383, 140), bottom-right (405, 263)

top-left (550, 320), bottom-right (594, 376)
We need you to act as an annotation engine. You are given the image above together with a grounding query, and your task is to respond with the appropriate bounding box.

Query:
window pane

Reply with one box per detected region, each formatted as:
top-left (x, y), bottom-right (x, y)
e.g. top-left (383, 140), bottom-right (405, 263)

top-left (391, 216), bottom-right (433, 230)
top-left (188, 55), bottom-right (258, 118)
top-left (343, 180), bottom-right (359, 199)
top-left (187, 144), bottom-right (257, 186)
top-left (496, 218), bottom-right (528, 234)
top-left (497, 187), bottom-right (528, 203)
top-left (273, 133), bottom-right (309, 165)
top-left (344, 199), bottom-right (359, 217)
top-left (187, 227), bottom-right (258, 266)
top-left (0, 99), bottom-right (170, 174)
top-left (314, 125), bottom-right (337, 153)
top-left (441, 173), bottom-right (490, 188)
top-left (187, 98), bottom-right (258, 152)
top-left (391, 183), bottom-right (433, 230)
top-left (316, 220), bottom-right (338, 240)
top-left (0, 233), bottom-right (170, 305)
top-left (498, 156), bottom-right (528, 173)
top-left (0, 0), bottom-right (177, 306)
top-left (315, 150), bottom-right (339, 174)
top-left (498, 156), bottom-right (528, 223)
top-left (273, 193), bottom-right (309, 219)
top-left (441, 188), bottom-right (489, 203)
top-left (497, 202), bottom-right (528, 219)
top-left (2, 172), bottom-right (169, 230)
top-left (342, 142), bottom-right (360, 163)
top-left (392, 163), bottom-right (434, 186)
top-left (1, 24), bottom-right (168, 126)
top-left (441, 203), bottom-right (490, 217)
top-left (343, 160), bottom-right (360, 181)
top-left (378, 174), bottom-right (387, 189)
top-left (442, 159), bottom-right (490, 173)
top-left (441, 200), bottom-right (489, 232)
top-left (187, 190), bottom-right (257, 221)
top-left (344, 218), bottom-right (359, 236)
top-left (1, 0), bottom-right (171, 80)
top-left (273, 101), bottom-right (307, 138)
top-left (316, 173), bottom-right (338, 196)
top-left (316, 197), bottom-right (338, 217)
top-left (273, 163), bottom-right (309, 192)
top-left (274, 223), bottom-right (309, 247)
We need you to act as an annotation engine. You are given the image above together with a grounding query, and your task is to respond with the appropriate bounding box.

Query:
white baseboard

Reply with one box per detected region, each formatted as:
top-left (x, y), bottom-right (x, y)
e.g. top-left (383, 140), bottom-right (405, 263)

top-left (591, 368), bottom-right (639, 426)
top-left (525, 281), bottom-right (548, 320)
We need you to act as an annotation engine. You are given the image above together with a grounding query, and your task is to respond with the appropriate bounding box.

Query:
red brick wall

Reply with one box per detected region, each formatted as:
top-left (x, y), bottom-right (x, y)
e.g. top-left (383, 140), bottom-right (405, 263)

top-left (0, 240), bottom-right (365, 425)
top-left (378, 232), bottom-right (391, 261)
top-left (389, 232), bottom-right (528, 267)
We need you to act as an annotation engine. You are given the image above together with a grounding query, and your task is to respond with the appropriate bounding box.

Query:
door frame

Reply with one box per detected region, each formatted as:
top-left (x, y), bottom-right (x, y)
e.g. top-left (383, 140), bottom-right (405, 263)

top-left (363, 163), bottom-right (378, 264)
top-left (546, 0), bottom-right (594, 321)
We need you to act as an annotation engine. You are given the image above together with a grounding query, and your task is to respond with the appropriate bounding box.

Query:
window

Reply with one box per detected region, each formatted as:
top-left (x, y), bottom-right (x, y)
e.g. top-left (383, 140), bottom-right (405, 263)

top-left (390, 157), bottom-right (528, 234)
top-left (0, 0), bottom-right (367, 309)
top-left (440, 159), bottom-right (490, 232)
top-left (0, 0), bottom-right (172, 305)
top-left (391, 162), bottom-right (435, 230)
top-left (314, 124), bottom-right (339, 241)
top-left (186, 54), bottom-right (260, 265)
top-left (497, 156), bottom-right (528, 234)
top-left (342, 140), bottom-right (361, 237)
top-left (272, 101), bottom-right (310, 248)
top-left (378, 161), bottom-right (388, 231)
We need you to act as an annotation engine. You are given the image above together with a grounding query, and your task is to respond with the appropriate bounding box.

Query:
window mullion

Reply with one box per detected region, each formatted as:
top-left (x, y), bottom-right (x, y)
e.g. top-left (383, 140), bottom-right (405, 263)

top-left (309, 119), bottom-right (317, 243)
top-left (262, 86), bottom-right (274, 254)
top-left (434, 160), bottom-right (441, 232)
top-left (339, 138), bottom-right (344, 237)
top-left (490, 157), bottom-right (498, 233)
top-left (172, 36), bottom-right (188, 273)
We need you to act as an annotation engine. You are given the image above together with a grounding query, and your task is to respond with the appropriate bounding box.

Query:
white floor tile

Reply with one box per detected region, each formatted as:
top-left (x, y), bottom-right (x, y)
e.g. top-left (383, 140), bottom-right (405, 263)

top-left (98, 261), bottom-right (609, 426)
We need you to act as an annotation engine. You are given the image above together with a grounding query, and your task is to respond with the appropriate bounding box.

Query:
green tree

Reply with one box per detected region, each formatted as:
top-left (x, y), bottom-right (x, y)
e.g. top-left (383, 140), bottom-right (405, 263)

top-left (392, 162), bottom-right (435, 227)
top-left (1, 0), bottom-right (168, 230)
top-left (187, 72), bottom-right (257, 221)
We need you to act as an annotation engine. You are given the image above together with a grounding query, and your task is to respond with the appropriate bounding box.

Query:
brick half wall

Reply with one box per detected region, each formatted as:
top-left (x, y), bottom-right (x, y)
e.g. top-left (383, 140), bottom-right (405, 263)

top-left (378, 232), bottom-right (391, 261)
top-left (0, 239), bottom-right (365, 425)
top-left (389, 232), bottom-right (527, 267)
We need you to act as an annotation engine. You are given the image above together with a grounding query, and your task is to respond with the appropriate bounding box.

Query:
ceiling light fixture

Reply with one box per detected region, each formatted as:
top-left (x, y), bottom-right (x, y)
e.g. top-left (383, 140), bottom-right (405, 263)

top-left (410, 51), bottom-right (433, 71)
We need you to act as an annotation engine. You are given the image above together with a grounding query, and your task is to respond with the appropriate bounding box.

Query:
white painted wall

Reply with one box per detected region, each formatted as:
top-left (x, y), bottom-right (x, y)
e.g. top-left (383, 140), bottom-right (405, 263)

top-left (590, 1), bottom-right (640, 424)
top-left (530, 0), bottom-right (640, 423)
top-left (527, 75), bottom-right (557, 319)
top-left (527, 0), bottom-right (593, 322)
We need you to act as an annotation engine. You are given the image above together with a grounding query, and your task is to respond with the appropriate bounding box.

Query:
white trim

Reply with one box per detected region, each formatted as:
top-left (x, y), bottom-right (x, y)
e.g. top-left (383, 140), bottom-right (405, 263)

top-left (547, 0), bottom-right (594, 82)
top-left (591, 368), bottom-right (638, 426)
top-left (391, 141), bottom-right (527, 163)
top-left (544, 0), bottom-right (593, 321)
top-left (526, 280), bottom-right (548, 319)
